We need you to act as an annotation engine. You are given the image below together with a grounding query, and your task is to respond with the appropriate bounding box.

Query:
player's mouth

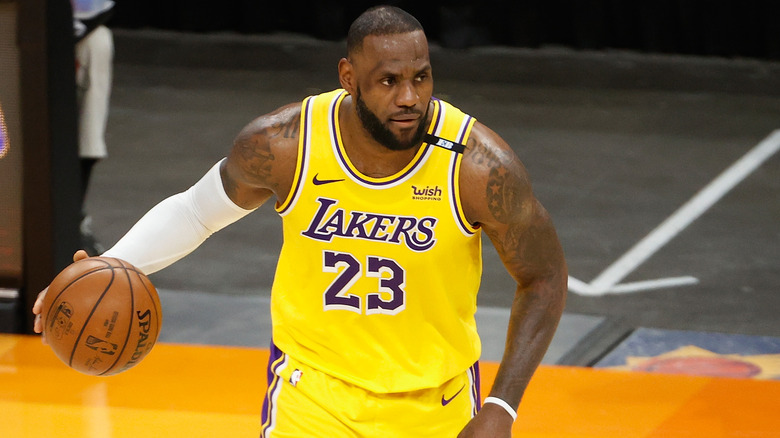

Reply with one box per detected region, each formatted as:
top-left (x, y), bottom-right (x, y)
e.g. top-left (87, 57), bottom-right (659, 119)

top-left (389, 113), bottom-right (421, 128)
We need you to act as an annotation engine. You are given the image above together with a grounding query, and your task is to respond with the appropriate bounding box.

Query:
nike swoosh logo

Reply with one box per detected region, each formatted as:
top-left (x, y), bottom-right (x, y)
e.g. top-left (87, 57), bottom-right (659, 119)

top-left (312, 173), bottom-right (345, 186)
top-left (441, 384), bottom-right (465, 406)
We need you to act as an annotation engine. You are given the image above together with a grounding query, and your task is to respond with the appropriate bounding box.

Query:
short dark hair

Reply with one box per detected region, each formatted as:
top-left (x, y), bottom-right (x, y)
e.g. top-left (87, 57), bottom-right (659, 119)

top-left (346, 6), bottom-right (424, 56)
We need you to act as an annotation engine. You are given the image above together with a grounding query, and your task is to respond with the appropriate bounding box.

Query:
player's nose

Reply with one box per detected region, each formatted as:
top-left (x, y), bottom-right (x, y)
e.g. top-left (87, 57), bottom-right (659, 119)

top-left (395, 80), bottom-right (419, 108)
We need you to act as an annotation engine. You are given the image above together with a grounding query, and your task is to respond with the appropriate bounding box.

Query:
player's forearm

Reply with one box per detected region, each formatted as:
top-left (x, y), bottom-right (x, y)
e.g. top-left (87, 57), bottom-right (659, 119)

top-left (103, 159), bottom-right (256, 274)
top-left (488, 274), bottom-right (567, 410)
top-left (102, 193), bottom-right (210, 274)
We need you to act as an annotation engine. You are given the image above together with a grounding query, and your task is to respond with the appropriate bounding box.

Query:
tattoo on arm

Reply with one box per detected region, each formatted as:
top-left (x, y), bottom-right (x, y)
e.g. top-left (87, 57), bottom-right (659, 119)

top-left (270, 115), bottom-right (300, 140)
top-left (468, 128), bottom-right (567, 409)
top-left (236, 113), bottom-right (300, 182)
top-left (238, 135), bottom-right (275, 181)
top-left (504, 219), bottom-right (559, 282)
top-left (468, 137), bottom-right (500, 168)
top-left (474, 137), bottom-right (556, 281)
top-left (485, 161), bottom-right (525, 225)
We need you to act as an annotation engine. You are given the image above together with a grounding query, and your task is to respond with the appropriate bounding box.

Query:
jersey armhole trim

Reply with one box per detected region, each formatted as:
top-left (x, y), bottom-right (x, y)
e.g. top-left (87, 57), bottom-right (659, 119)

top-left (276, 96), bottom-right (313, 215)
top-left (450, 116), bottom-right (479, 236)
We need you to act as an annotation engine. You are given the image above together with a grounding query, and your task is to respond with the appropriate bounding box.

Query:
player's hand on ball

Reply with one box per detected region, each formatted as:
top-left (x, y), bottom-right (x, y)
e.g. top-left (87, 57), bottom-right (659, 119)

top-left (32, 287), bottom-right (49, 342)
top-left (36, 252), bottom-right (161, 375)
top-left (32, 250), bottom-right (91, 343)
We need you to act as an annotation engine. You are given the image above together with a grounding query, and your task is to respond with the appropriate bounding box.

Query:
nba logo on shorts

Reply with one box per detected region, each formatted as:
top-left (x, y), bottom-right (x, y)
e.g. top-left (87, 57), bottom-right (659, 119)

top-left (289, 369), bottom-right (303, 387)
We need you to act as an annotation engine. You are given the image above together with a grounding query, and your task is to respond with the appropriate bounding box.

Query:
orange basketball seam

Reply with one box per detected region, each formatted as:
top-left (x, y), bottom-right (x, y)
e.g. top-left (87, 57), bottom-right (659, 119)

top-left (100, 264), bottom-right (135, 376)
top-left (43, 259), bottom-right (113, 332)
top-left (68, 265), bottom-right (118, 368)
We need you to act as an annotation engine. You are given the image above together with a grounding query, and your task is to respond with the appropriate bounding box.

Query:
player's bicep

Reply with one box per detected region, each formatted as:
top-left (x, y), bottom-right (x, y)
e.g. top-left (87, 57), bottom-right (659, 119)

top-left (224, 133), bottom-right (275, 209)
top-left (224, 104), bottom-right (301, 209)
top-left (483, 199), bottom-right (564, 288)
top-left (461, 123), bottom-right (533, 228)
top-left (461, 124), bottom-right (564, 286)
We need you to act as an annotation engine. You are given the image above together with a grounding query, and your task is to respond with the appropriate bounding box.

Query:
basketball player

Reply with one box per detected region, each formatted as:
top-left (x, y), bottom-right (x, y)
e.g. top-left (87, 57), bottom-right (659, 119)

top-left (34, 6), bottom-right (567, 437)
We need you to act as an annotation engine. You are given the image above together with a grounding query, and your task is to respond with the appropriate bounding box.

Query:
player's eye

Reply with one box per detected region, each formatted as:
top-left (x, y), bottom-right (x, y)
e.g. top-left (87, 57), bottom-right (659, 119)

top-left (381, 77), bottom-right (396, 86)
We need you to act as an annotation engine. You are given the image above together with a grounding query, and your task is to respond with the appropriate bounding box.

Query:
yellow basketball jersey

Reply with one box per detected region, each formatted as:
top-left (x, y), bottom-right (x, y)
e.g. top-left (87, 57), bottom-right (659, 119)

top-left (272, 89), bottom-right (482, 393)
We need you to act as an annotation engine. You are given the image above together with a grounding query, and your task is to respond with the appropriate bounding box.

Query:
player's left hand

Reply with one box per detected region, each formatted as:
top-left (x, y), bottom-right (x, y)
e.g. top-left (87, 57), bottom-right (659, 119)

top-left (32, 249), bottom-right (91, 342)
top-left (457, 403), bottom-right (513, 437)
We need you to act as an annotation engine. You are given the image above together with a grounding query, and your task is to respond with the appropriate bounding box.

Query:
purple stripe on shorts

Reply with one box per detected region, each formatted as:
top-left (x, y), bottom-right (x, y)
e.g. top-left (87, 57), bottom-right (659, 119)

top-left (261, 342), bottom-right (286, 431)
top-left (472, 361), bottom-right (482, 415)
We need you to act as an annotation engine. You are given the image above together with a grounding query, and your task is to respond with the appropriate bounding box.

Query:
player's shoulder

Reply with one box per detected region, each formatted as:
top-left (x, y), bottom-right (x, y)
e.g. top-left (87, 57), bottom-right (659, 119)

top-left (236, 102), bottom-right (303, 147)
top-left (461, 121), bottom-right (523, 175)
top-left (227, 102), bottom-right (303, 198)
top-left (458, 120), bottom-right (534, 224)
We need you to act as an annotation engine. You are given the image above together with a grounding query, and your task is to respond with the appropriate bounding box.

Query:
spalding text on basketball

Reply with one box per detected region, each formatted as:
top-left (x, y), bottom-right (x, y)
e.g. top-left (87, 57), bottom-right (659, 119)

top-left (119, 309), bottom-right (153, 371)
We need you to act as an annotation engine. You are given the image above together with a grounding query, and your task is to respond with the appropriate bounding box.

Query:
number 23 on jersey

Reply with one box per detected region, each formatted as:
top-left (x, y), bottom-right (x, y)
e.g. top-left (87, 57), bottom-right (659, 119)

top-left (322, 250), bottom-right (406, 315)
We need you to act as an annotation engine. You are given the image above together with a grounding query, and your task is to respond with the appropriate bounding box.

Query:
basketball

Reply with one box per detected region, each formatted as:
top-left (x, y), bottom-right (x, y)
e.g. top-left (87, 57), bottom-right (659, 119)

top-left (41, 257), bottom-right (162, 376)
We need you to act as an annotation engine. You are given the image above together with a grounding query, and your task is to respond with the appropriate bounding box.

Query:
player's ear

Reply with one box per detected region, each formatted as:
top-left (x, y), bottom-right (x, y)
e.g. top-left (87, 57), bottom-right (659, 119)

top-left (338, 58), bottom-right (356, 95)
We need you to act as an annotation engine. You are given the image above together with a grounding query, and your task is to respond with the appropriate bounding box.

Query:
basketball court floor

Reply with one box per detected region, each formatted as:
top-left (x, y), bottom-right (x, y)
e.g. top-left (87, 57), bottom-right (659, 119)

top-left (2, 333), bottom-right (779, 437)
top-left (2, 30), bottom-right (780, 436)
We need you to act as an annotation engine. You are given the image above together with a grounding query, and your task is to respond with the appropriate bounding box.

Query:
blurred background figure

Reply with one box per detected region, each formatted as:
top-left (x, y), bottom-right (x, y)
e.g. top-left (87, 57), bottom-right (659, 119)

top-left (72, 0), bottom-right (114, 255)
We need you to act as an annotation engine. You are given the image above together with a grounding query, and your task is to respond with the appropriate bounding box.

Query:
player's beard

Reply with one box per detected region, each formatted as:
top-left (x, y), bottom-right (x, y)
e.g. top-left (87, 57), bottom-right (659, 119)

top-left (355, 88), bottom-right (428, 152)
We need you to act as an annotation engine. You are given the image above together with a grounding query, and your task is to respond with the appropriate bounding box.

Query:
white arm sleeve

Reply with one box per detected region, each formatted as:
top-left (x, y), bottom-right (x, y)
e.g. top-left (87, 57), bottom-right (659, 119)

top-left (102, 159), bottom-right (256, 274)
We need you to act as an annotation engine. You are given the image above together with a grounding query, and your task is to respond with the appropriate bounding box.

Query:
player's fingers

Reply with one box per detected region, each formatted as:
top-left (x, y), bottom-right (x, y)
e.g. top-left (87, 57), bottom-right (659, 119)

top-left (32, 288), bottom-right (48, 336)
top-left (73, 249), bottom-right (89, 262)
top-left (32, 287), bottom-right (48, 314)
top-left (34, 313), bottom-right (44, 335)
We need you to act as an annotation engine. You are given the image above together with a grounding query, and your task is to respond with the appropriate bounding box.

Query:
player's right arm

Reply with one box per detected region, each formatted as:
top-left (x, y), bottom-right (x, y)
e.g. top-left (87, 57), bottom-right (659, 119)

top-left (222, 102), bottom-right (301, 209)
top-left (104, 102), bottom-right (301, 273)
top-left (33, 103), bottom-right (302, 336)
top-left (96, 103), bottom-right (301, 274)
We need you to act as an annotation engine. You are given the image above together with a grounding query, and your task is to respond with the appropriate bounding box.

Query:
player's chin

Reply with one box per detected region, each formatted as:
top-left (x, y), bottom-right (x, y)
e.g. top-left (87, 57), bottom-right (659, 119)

top-left (394, 127), bottom-right (422, 143)
top-left (392, 138), bottom-right (420, 152)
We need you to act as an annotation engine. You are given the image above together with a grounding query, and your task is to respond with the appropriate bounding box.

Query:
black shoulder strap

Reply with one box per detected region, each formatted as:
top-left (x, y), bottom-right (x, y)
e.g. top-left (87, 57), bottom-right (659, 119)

top-left (424, 133), bottom-right (466, 154)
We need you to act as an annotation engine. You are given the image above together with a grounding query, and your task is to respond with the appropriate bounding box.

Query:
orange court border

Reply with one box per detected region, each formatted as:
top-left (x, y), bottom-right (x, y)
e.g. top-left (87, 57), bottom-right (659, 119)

top-left (1, 334), bottom-right (778, 437)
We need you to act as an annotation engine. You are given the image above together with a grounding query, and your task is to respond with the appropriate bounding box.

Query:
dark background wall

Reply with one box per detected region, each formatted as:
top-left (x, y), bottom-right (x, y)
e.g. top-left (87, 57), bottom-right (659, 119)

top-left (108, 1), bottom-right (780, 60)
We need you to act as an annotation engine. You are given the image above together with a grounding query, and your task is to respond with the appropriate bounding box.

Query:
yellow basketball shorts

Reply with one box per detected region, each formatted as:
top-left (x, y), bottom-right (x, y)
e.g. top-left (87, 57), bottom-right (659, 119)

top-left (260, 343), bottom-right (482, 437)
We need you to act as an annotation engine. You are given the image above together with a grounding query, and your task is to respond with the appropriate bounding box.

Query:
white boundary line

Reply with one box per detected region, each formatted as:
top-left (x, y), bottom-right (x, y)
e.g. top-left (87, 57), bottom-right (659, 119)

top-left (570, 129), bottom-right (780, 296)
